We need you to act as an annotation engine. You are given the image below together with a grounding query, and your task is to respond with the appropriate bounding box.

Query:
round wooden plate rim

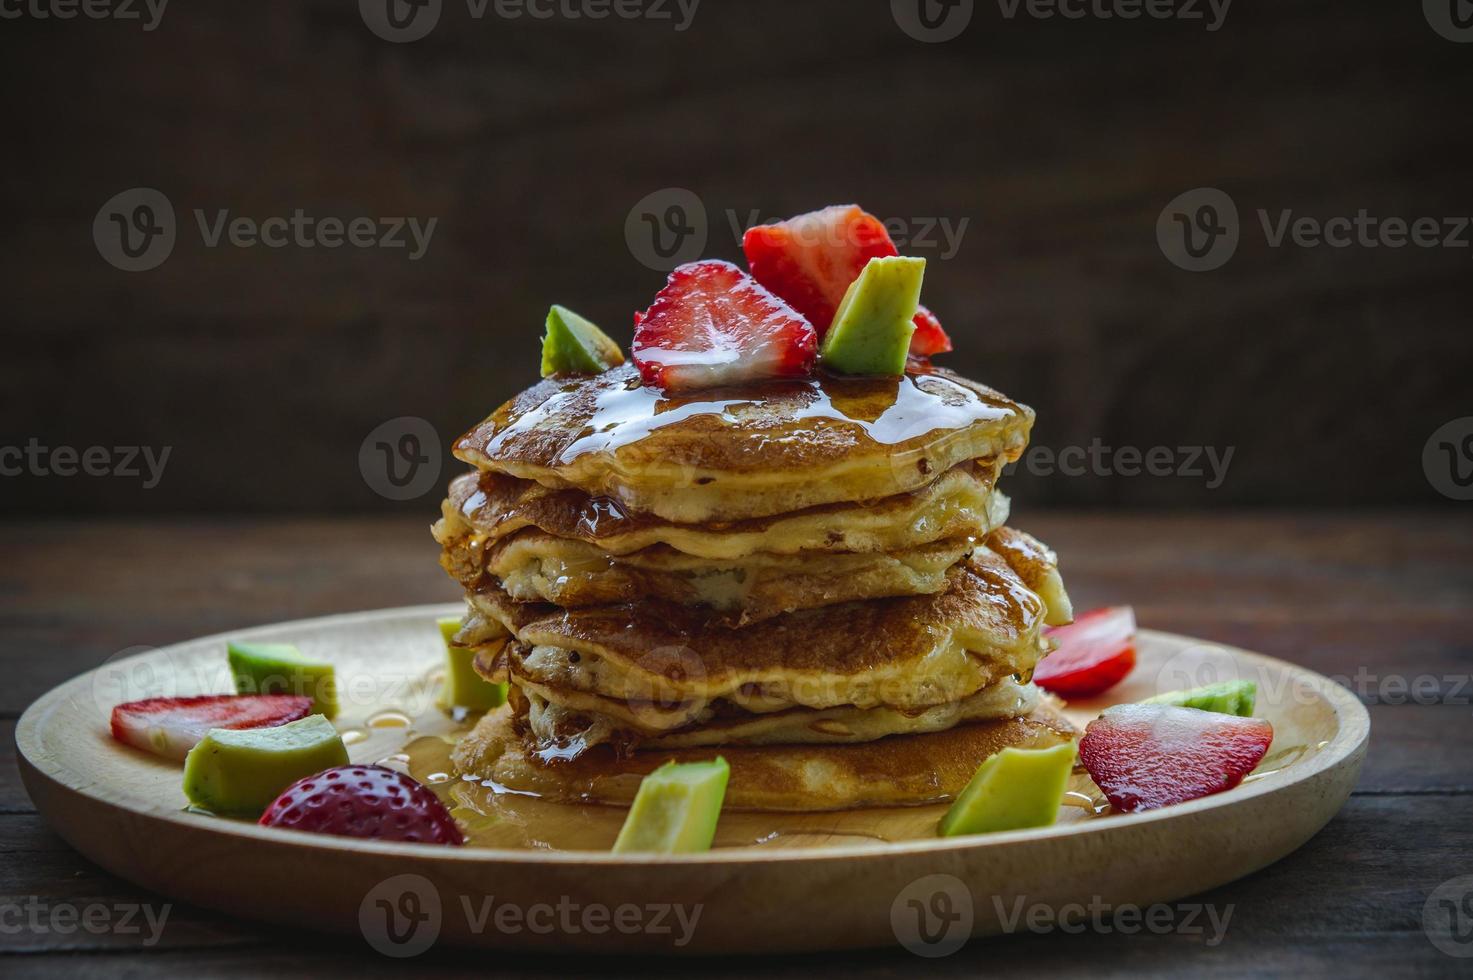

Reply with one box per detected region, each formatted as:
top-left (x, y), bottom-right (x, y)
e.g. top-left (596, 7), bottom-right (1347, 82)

top-left (16, 605), bottom-right (1370, 867)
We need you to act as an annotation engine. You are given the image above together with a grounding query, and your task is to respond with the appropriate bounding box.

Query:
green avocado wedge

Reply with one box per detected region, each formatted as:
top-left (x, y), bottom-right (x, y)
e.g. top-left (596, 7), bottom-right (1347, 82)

top-left (819, 256), bottom-right (925, 376)
top-left (182, 715), bottom-right (348, 816)
top-left (612, 758), bottom-right (730, 854)
top-left (227, 642), bottom-right (339, 719)
top-left (1141, 680), bottom-right (1257, 717)
top-left (437, 616), bottom-right (507, 713)
top-left (937, 742), bottom-right (1076, 837)
top-left (541, 305), bottom-right (625, 377)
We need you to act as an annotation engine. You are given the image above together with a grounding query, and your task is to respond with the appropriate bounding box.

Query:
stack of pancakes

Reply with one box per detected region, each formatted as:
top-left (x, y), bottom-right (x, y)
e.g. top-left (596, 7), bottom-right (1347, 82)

top-left (436, 363), bottom-right (1076, 811)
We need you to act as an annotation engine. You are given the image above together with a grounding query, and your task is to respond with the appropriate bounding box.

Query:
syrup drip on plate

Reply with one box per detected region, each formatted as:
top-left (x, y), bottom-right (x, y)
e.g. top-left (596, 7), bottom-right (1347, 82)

top-left (313, 666), bottom-right (1319, 851)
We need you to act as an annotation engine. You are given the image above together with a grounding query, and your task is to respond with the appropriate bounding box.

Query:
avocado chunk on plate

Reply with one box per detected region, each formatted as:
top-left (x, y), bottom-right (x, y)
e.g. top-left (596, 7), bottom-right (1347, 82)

top-left (437, 616), bottom-right (507, 713)
top-left (612, 757), bottom-right (730, 854)
top-left (1141, 680), bottom-right (1257, 717)
top-left (182, 715), bottom-right (348, 816)
top-left (227, 642), bottom-right (339, 719)
top-left (938, 742), bottom-right (1076, 837)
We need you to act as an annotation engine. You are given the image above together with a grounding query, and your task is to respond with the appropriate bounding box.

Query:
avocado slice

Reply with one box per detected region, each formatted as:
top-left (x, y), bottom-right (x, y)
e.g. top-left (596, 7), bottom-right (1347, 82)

top-left (541, 305), bottom-right (624, 377)
top-left (437, 616), bottom-right (506, 713)
top-left (937, 742), bottom-right (1076, 837)
top-left (611, 757), bottom-right (729, 854)
top-left (182, 715), bottom-right (348, 815)
top-left (227, 642), bottom-right (339, 719)
top-left (1141, 680), bottom-right (1257, 717)
top-left (819, 256), bottom-right (925, 376)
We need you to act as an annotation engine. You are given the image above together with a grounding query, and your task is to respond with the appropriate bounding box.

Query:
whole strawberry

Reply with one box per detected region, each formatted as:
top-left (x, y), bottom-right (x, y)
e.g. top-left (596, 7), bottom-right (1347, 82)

top-left (259, 764), bottom-right (464, 845)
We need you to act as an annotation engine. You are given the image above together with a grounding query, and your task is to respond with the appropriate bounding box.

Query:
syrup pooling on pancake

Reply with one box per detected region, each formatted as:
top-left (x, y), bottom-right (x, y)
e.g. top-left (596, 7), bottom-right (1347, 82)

top-left (470, 363), bottom-right (1020, 466)
top-left (454, 363), bottom-right (1033, 523)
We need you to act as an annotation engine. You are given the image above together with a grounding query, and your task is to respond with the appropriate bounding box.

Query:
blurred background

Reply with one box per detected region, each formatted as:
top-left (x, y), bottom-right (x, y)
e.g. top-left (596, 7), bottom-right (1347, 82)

top-left (2, 0), bottom-right (1471, 515)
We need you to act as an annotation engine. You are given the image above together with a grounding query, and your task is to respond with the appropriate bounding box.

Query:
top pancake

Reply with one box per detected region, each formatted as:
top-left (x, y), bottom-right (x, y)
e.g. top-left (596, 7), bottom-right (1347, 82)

top-left (454, 363), bottom-right (1034, 523)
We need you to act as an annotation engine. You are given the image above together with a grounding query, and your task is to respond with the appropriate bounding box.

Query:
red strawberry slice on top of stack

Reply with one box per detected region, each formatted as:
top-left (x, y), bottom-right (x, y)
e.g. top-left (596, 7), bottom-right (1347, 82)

top-left (741, 204), bottom-right (953, 357)
top-left (632, 259), bottom-right (817, 391)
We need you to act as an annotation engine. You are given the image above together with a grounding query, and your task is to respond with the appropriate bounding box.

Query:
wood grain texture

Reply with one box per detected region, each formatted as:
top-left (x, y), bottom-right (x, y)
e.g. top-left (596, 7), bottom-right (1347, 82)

top-left (2, 0), bottom-right (1471, 514)
top-left (2, 513), bottom-right (1471, 973)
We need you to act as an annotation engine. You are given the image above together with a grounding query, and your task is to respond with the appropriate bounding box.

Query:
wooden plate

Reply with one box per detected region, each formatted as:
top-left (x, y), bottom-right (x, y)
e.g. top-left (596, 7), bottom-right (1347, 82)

top-left (16, 605), bottom-right (1367, 955)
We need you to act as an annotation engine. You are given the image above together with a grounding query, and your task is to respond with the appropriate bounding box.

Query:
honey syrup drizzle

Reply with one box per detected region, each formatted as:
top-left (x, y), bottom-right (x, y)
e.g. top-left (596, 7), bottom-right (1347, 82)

top-left (483, 369), bottom-right (1015, 465)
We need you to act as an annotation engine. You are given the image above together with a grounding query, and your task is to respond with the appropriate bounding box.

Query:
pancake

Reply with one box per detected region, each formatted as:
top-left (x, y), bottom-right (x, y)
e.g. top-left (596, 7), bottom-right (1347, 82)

top-left (466, 546), bottom-right (1053, 718)
top-left (450, 529), bottom-right (974, 622)
top-left (450, 700), bottom-right (1077, 811)
top-left (435, 461), bottom-right (1007, 561)
top-left (453, 363), bottom-right (1034, 523)
top-left (985, 526), bottom-right (1073, 627)
top-left (514, 670), bottom-right (1042, 747)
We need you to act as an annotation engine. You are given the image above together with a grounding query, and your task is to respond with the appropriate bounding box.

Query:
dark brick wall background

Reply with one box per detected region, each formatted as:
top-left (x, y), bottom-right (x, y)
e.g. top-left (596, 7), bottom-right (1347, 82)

top-left (2, 0), bottom-right (1469, 514)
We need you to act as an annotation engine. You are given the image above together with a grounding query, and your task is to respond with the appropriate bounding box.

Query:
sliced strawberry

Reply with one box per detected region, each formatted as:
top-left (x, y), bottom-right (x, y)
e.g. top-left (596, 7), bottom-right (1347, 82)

top-left (110, 694), bottom-right (313, 761)
top-left (1034, 606), bottom-right (1137, 699)
top-left (910, 305), bottom-right (953, 357)
top-left (632, 259), bottom-right (817, 391)
top-left (260, 764), bottom-right (464, 845)
top-left (742, 205), bottom-right (898, 333)
top-left (1079, 703), bottom-right (1274, 812)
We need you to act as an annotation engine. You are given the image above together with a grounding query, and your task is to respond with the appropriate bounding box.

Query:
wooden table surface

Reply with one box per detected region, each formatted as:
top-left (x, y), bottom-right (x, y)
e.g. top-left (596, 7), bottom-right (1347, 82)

top-left (3, 513), bottom-right (1470, 976)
